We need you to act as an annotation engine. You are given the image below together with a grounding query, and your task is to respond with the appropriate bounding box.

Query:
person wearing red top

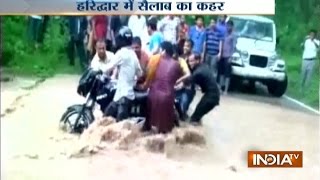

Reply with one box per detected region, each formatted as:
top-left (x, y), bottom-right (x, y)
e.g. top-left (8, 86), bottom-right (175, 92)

top-left (177, 15), bottom-right (189, 56)
top-left (88, 16), bottom-right (108, 58)
top-left (179, 15), bottom-right (189, 37)
top-left (92, 15), bottom-right (107, 41)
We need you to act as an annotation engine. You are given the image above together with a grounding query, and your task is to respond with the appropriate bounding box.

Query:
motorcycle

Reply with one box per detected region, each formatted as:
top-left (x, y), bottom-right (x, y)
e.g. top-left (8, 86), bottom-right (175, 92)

top-left (60, 68), bottom-right (183, 134)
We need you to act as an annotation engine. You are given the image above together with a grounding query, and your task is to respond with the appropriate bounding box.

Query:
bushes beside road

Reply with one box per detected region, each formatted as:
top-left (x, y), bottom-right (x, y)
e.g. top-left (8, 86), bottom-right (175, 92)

top-left (2, 16), bottom-right (78, 78)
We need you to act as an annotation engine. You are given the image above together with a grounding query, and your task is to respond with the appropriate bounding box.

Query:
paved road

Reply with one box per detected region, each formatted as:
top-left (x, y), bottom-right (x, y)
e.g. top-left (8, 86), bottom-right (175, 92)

top-left (230, 82), bottom-right (319, 114)
top-left (1, 75), bottom-right (319, 180)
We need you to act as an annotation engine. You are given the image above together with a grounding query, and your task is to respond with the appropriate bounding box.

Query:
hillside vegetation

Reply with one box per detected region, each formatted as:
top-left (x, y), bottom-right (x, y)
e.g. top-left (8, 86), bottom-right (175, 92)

top-left (1, 1), bottom-right (319, 108)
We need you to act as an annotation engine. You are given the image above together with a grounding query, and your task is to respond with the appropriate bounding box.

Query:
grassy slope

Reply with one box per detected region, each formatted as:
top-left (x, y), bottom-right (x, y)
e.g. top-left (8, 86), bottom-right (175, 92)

top-left (283, 53), bottom-right (319, 109)
top-left (3, 17), bottom-right (80, 78)
top-left (8, 51), bottom-right (81, 78)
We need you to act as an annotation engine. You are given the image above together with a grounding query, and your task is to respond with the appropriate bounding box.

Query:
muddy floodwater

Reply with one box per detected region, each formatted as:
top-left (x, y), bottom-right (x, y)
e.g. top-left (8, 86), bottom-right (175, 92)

top-left (1, 75), bottom-right (319, 180)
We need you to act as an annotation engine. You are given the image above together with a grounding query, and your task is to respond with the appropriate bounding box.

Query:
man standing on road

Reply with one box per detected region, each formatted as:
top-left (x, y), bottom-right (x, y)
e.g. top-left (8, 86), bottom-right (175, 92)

top-left (203, 18), bottom-right (224, 80)
top-left (300, 29), bottom-right (319, 92)
top-left (109, 16), bottom-right (123, 52)
top-left (39, 16), bottom-right (49, 45)
top-left (128, 15), bottom-right (147, 42)
top-left (216, 15), bottom-right (228, 37)
top-left (219, 20), bottom-right (237, 95)
top-left (188, 16), bottom-right (206, 55)
top-left (147, 19), bottom-right (164, 56)
top-left (176, 54), bottom-right (220, 126)
top-left (67, 16), bottom-right (88, 70)
top-left (158, 15), bottom-right (180, 45)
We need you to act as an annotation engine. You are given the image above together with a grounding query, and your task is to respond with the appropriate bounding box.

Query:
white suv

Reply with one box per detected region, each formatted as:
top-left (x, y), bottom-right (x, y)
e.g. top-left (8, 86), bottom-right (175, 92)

top-left (227, 15), bottom-right (287, 97)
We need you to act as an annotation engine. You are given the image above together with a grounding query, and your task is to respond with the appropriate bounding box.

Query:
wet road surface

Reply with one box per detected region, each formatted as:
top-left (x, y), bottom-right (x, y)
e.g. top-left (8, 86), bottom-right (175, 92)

top-left (1, 75), bottom-right (319, 180)
top-left (229, 81), bottom-right (319, 115)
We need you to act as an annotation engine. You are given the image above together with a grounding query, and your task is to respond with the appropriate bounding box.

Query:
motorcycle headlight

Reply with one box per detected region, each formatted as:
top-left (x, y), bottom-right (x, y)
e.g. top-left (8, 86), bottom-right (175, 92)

top-left (240, 51), bottom-right (249, 59)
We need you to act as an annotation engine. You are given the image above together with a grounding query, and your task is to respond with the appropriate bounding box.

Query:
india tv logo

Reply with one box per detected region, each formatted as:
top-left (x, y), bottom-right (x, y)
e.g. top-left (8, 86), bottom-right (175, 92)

top-left (248, 151), bottom-right (303, 168)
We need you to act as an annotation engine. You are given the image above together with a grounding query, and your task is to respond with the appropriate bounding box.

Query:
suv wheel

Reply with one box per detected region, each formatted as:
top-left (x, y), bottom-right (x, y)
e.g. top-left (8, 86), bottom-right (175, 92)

top-left (229, 75), bottom-right (241, 91)
top-left (267, 75), bottom-right (288, 97)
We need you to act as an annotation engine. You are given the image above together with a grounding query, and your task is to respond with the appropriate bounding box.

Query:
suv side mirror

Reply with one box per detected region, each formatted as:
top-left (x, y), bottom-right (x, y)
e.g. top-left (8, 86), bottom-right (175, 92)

top-left (276, 36), bottom-right (280, 46)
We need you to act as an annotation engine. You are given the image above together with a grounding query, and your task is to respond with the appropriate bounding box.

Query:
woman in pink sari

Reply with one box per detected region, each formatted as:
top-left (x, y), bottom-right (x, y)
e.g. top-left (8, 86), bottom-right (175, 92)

top-left (143, 41), bottom-right (183, 133)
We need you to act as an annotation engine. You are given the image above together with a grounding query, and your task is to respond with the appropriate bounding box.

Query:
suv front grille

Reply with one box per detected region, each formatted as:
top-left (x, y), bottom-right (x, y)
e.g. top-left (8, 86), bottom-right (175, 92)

top-left (249, 55), bottom-right (268, 68)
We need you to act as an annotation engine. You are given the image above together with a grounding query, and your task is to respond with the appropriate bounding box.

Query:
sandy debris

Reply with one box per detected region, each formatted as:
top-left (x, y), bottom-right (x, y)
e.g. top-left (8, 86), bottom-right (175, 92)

top-left (69, 117), bottom-right (206, 158)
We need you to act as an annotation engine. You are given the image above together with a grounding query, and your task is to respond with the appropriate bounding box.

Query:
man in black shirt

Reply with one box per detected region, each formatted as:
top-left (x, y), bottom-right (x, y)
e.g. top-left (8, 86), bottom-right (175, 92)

top-left (176, 54), bottom-right (220, 125)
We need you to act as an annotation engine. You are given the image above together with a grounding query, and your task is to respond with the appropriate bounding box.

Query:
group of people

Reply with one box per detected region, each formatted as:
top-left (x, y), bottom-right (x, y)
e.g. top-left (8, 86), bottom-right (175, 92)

top-left (78, 15), bottom-right (235, 134)
top-left (25, 15), bottom-right (320, 134)
top-left (28, 15), bottom-right (319, 99)
top-left (65, 15), bottom-right (237, 94)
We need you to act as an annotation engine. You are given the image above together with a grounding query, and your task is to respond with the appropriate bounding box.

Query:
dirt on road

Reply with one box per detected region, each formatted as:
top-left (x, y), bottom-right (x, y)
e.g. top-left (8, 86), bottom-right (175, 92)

top-left (1, 74), bottom-right (319, 180)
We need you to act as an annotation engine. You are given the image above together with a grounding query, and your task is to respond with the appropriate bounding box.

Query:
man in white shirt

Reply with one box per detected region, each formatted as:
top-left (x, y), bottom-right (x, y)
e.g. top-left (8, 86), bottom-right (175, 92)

top-left (158, 15), bottom-right (180, 44)
top-left (90, 39), bottom-right (116, 78)
top-left (128, 15), bottom-right (146, 38)
top-left (103, 27), bottom-right (143, 121)
top-left (301, 29), bottom-right (319, 91)
top-left (128, 15), bottom-right (149, 50)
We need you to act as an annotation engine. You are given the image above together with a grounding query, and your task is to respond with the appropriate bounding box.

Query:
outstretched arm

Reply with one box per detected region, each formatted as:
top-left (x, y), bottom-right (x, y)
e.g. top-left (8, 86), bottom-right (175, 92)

top-left (111, 67), bottom-right (118, 79)
top-left (101, 53), bottom-right (122, 74)
top-left (176, 59), bottom-right (191, 84)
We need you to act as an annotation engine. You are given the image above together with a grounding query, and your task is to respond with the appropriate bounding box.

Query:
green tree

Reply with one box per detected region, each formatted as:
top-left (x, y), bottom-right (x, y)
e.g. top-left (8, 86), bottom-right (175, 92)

top-left (2, 16), bottom-right (76, 77)
top-left (0, 16), bottom-right (2, 63)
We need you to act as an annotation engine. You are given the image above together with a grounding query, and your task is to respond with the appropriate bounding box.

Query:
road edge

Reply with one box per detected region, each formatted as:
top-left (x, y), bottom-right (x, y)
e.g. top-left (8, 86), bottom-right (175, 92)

top-left (283, 95), bottom-right (320, 115)
top-left (1, 78), bottom-right (46, 118)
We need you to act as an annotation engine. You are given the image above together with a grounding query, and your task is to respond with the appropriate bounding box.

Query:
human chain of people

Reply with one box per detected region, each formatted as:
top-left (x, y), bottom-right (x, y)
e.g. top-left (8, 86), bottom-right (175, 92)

top-left (76, 0), bottom-right (225, 12)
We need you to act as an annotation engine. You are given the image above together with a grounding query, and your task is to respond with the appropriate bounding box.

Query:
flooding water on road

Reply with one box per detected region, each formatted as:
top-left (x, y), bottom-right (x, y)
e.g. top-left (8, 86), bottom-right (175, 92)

top-left (1, 75), bottom-right (319, 180)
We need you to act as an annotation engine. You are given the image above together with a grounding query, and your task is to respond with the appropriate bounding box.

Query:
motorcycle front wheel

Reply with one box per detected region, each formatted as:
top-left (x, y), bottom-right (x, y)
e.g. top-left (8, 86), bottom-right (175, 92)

top-left (59, 104), bottom-right (94, 134)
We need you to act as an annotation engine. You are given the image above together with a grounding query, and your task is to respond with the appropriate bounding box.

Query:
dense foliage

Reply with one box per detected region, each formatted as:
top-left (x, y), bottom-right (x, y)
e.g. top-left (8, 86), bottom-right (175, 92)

top-left (275, 0), bottom-right (320, 52)
top-left (0, 1), bottom-right (319, 107)
top-left (2, 16), bottom-right (72, 77)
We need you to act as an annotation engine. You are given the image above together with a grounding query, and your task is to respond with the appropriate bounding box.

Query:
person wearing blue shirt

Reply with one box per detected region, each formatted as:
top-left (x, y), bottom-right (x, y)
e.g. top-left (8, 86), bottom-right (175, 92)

top-left (216, 15), bottom-right (228, 37)
top-left (203, 18), bottom-right (224, 80)
top-left (188, 16), bottom-right (206, 55)
top-left (147, 19), bottom-right (164, 55)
